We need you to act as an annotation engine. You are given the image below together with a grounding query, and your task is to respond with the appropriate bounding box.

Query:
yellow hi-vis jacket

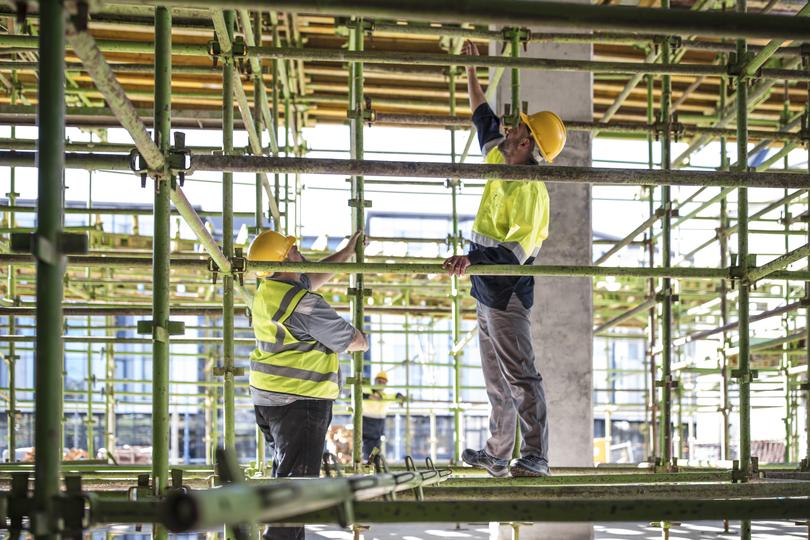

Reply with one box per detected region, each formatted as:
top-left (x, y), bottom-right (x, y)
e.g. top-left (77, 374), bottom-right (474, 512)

top-left (249, 279), bottom-right (340, 399)
top-left (470, 147), bottom-right (550, 264)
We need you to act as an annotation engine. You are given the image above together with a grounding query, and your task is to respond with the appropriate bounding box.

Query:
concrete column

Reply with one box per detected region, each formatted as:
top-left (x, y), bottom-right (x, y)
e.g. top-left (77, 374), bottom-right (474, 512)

top-left (492, 11), bottom-right (594, 540)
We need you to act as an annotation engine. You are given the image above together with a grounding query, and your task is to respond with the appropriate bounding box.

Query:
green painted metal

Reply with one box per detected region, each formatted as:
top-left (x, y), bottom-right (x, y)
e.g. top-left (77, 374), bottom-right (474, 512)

top-left (32, 2), bottom-right (65, 537)
top-left (805, 66), bottom-right (810, 471)
top-left (348, 18), bottom-right (366, 468)
top-left (152, 6), bottom-right (172, 506)
top-left (249, 45), bottom-right (809, 79)
top-left (735, 5), bottom-right (752, 491)
top-left (221, 9), bottom-right (237, 455)
top-left (5, 77), bottom-right (18, 463)
top-left (128, 0), bottom-right (810, 40)
top-left (658, 16), bottom-right (674, 466)
top-left (742, 1), bottom-right (810, 77)
top-left (289, 497), bottom-right (810, 524)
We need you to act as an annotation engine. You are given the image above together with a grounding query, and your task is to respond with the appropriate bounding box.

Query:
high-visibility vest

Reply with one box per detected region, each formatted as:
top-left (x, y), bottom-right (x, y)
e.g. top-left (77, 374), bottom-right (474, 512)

top-left (249, 279), bottom-right (340, 399)
top-left (470, 147), bottom-right (550, 264)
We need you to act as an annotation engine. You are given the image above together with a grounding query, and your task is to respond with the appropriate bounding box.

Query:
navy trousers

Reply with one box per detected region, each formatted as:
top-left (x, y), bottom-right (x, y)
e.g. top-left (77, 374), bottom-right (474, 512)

top-left (362, 416), bottom-right (386, 460)
top-left (255, 399), bottom-right (333, 540)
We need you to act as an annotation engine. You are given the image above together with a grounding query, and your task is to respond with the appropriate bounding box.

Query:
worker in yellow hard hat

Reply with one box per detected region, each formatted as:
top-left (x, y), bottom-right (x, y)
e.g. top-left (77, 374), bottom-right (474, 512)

top-left (442, 40), bottom-right (565, 479)
top-left (361, 371), bottom-right (405, 460)
top-left (247, 229), bottom-right (369, 540)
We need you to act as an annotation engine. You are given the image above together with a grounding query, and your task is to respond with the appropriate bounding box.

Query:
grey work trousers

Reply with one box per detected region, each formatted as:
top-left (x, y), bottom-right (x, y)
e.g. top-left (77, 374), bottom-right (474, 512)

top-left (478, 294), bottom-right (549, 462)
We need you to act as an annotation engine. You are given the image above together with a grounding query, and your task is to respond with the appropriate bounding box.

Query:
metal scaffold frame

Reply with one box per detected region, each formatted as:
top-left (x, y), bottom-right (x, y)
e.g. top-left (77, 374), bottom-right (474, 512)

top-left (1, 1), bottom-right (810, 538)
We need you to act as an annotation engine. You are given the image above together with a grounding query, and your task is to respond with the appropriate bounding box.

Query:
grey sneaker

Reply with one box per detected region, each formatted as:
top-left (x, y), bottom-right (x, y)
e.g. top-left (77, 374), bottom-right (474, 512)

top-left (461, 448), bottom-right (509, 477)
top-left (509, 455), bottom-right (550, 477)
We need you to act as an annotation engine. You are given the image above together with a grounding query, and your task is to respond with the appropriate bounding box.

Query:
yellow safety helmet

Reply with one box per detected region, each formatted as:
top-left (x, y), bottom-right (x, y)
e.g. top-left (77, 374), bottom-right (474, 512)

top-left (374, 372), bottom-right (389, 384)
top-left (520, 110), bottom-right (567, 163)
top-left (247, 230), bottom-right (296, 264)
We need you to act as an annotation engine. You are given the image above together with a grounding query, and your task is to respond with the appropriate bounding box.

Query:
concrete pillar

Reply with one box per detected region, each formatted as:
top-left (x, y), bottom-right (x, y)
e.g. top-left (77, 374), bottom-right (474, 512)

top-left (492, 10), bottom-right (594, 540)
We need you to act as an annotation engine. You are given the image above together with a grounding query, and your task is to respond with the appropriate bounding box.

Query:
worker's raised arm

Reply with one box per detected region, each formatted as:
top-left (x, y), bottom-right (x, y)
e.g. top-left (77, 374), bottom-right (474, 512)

top-left (305, 230), bottom-right (363, 290)
top-left (462, 40), bottom-right (487, 113)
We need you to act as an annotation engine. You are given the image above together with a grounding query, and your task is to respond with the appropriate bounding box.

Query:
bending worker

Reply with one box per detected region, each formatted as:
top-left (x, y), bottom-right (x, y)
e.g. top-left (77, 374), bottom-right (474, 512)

top-left (247, 229), bottom-right (369, 540)
top-left (443, 40), bottom-right (566, 478)
top-left (361, 371), bottom-right (405, 460)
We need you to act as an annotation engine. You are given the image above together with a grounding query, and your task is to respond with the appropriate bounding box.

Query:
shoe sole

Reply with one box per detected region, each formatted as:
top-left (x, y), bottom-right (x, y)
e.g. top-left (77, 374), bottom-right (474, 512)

top-left (509, 465), bottom-right (550, 477)
top-left (462, 457), bottom-right (510, 478)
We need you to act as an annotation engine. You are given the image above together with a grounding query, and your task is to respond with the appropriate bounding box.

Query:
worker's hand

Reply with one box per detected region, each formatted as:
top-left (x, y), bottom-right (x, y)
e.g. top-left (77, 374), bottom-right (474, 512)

top-left (461, 39), bottom-right (479, 58)
top-left (345, 229), bottom-right (364, 252)
top-left (442, 255), bottom-right (471, 276)
top-left (461, 40), bottom-right (479, 72)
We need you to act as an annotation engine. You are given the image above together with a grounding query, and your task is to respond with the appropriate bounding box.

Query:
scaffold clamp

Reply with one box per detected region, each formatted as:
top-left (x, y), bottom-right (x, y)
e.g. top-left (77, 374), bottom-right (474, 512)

top-left (10, 232), bottom-right (88, 264)
top-left (136, 320), bottom-right (186, 342)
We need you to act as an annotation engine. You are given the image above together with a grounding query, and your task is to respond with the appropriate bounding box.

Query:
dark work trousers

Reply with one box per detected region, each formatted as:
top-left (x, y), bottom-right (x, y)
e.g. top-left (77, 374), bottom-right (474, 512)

top-left (255, 399), bottom-right (333, 540)
top-left (362, 416), bottom-right (386, 460)
top-left (478, 294), bottom-right (549, 462)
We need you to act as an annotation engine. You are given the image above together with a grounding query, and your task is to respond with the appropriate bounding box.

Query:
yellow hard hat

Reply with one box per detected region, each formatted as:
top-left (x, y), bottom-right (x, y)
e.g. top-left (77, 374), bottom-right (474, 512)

top-left (374, 372), bottom-right (389, 384)
top-left (247, 230), bottom-right (296, 263)
top-left (520, 111), bottom-right (567, 163)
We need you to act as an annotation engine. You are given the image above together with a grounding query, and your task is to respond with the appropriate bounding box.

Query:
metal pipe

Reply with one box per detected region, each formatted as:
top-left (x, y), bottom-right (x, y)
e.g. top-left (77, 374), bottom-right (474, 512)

top-left (185, 155), bottom-right (810, 189)
top-left (114, 0), bottom-right (810, 40)
top-left (594, 297), bottom-right (657, 334)
top-left (595, 210), bottom-right (663, 265)
top-left (221, 9), bottom-right (237, 455)
top-left (250, 46), bottom-right (809, 79)
top-left (804, 57), bottom-right (810, 472)
top-left (747, 243), bottom-right (810, 283)
top-left (658, 9), bottom-right (674, 466)
top-left (151, 5), bottom-right (172, 504)
top-left (33, 2), bottom-right (64, 537)
top-left (736, 0), bottom-right (753, 501)
top-left (741, 1), bottom-right (810, 77)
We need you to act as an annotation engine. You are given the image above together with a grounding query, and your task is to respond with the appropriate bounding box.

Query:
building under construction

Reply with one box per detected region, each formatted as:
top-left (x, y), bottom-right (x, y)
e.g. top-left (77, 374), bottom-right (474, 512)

top-left (1, 0), bottom-right (810, 538)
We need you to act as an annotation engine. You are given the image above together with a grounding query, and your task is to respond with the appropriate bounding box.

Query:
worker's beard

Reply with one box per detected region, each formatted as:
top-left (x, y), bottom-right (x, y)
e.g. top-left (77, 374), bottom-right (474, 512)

top-left (498, 136), bottom-right (516, 158)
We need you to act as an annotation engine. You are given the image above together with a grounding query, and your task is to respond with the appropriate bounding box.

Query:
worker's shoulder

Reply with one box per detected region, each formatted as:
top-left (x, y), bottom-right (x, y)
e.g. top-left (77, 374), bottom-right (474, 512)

top-left (292, 290), bottom-right (334, 316)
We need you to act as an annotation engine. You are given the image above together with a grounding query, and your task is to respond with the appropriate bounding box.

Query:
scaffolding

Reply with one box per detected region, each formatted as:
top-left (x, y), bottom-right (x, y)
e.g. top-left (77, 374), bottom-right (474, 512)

top-left (1, 0), bottom-right (810, 538)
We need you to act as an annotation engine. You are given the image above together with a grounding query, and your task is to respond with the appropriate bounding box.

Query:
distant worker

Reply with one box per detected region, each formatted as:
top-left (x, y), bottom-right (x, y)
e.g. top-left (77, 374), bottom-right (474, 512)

top-left (361, 371), bottom-right (405, 460)
top-left (247, 229), bottom-right (369, 540)
top-left (443, 40), bottom-right (566, 478)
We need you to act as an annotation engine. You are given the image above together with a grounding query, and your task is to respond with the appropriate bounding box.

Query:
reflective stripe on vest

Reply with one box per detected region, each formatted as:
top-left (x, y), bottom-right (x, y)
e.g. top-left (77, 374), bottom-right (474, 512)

top-left (249, 279), bottom-right (340, 399)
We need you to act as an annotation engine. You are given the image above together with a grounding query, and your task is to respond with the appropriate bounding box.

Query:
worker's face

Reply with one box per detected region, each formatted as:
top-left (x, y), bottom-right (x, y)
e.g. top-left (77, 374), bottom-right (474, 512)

top-left (499, 120), bottom-right (534, 160)
top-left (375, 377), bottom-right (387, 386)
top-left (286, 245), bottom-right (307, 263)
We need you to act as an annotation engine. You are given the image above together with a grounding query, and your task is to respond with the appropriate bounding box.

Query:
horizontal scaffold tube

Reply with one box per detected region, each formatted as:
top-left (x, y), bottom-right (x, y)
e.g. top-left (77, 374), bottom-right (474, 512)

top-left (5, 152), bottom-right (810, 188)
top-left (253, 46), bottom-right (809, 80)
top-left (1, 254), bottom-right (809, 281)
top-left (161, 468), bottom-right (451, 532)
top-left (288, 497), bottom-right (810, 524)
top-left (187, 156), bottom-right (810, 189)
top-left (112, 0), bottom-right (810, 40)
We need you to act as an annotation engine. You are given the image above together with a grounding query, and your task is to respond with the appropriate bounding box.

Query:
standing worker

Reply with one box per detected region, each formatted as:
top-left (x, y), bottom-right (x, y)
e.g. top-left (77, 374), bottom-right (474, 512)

top-left (443, 40), bottom-right (566, 477)
top-left (247, 229), bottom-right (369, 540)
top-left (361, 371), bottom-right (405, 460)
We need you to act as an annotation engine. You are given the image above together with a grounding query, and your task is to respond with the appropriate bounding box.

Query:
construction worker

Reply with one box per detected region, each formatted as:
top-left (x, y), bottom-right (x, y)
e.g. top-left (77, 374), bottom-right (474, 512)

top-left (247, 229), bottom-right (369, 540)
top-left (361, 371), bottom-right (405, 460)
top-left (443, 40), bottom-right (566, 478)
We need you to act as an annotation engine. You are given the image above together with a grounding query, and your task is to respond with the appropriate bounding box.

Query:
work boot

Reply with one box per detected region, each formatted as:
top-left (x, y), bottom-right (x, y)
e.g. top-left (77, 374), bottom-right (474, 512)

top-left (461, 448), bottom-right (509, 477)
top-left (509, 455), bottom-right (551, 477)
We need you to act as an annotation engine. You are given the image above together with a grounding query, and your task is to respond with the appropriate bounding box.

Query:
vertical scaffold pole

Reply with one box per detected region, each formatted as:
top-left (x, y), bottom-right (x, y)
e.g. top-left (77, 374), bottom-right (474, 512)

top-left (658, 11), bottom-right (674, 467)
top-left (804, 56), bottom-right (810, 471)
top-left (718, 65), bottom-right (732, 461)
top-left (349, 18), bottom-right (366, 468)
top-left (6, 76), bottom-right (18, 462)
top-left (271, 22), bottom-right (281, 231)
top-left (33, 1), bottom-right (64, 537)
top-left (253, 11), bottom-right (267, 477)
top-left (152, 6), bottom-right (172, 509)
top-left (449, 49), bottom-right (463, 464)
top-left (222, 10), bottom-right (237, 454)
top-left (645, 73), bottom-right (658, 461)
top-left (735, 0), bottom-right (752, 536)
top-left (104, 318), bottom-right (116, 454)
